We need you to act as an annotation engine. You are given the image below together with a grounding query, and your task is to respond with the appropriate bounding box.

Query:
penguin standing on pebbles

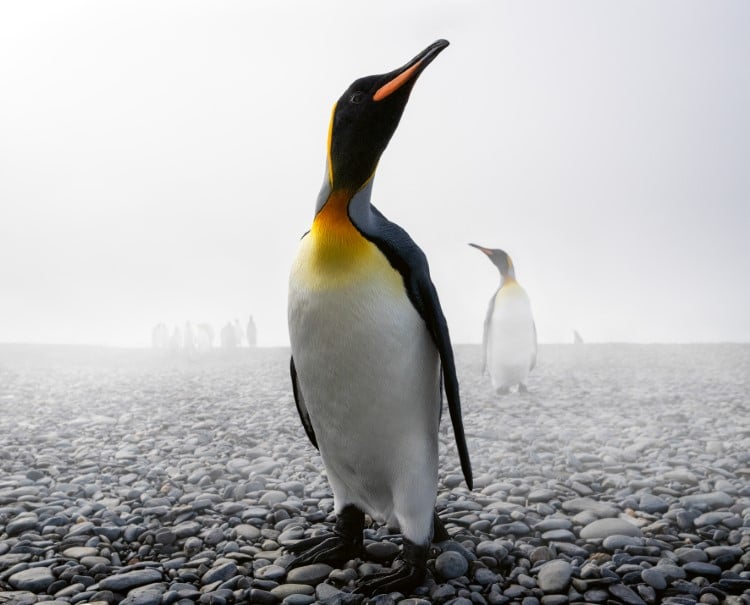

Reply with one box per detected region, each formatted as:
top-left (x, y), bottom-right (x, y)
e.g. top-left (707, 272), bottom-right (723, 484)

top-left (287, 39), bottom-right (472, 596)
top-left (469, 244), bottom-right (537, 394)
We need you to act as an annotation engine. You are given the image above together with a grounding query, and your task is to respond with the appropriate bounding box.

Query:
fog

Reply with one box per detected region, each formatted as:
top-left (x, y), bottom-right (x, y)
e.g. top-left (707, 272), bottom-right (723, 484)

top-left (1, 1), bottom-right (749, 347)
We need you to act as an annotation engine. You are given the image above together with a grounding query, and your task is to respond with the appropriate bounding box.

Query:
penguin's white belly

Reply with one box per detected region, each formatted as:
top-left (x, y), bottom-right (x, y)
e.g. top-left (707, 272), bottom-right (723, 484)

top-left (488, 287), bottom-right (535, 389)
top-left (288, 237), bottom-right (440, 540)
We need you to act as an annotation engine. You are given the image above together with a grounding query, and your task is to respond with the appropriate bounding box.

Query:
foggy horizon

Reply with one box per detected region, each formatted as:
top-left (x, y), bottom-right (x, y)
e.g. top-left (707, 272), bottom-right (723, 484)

top-left (2, 1), bottom-right (749, 349)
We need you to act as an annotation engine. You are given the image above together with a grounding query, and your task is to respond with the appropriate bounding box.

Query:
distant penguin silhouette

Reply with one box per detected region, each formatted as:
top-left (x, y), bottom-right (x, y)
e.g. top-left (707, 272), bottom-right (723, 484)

top-left (469, 244), bottom-right (537, 394)
top-left (246, 315), bottom-right (257, 347)
top-left (573, 330), bottom-right (584, 345)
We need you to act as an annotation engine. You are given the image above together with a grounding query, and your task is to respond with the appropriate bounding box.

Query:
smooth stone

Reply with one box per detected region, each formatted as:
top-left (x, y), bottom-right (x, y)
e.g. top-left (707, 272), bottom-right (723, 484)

top-left (234, 524), bottom-right (262, 540)
top-left (683, 562), bottom-right (722, 576)
top-left (201, 561), bottom-right (237, 584)
top-left (679, 492), bottom-right (733, 510)
top-left (536, 560), bottom-right (572, 593)
top-left (693, 512), bottom-right (735, 527)
top-left (435, 551), bottom-right (469, 580)
top-left (704, 545), bottom-right (742, 560)
top-left (474, 567), bottom-right (498, 586)
top-left (286, 564), bottom-right (333, 586)
top-left (256, 564), bottom-right (287, 581)
top-left (492, 521), bottom-right (530, 536)
top-left (173, 521), bottom-right (202, 538)
top-left (365, 541), bottom-right (400, 562)
top-left (560, 498), bottom-right (618, 518)
top-left (541, 529), bottom-right (576, 542)
top-left (260, 491), bottom-right (288, 506)
top-left (533, 519), bottom-right (573, 532)
top-left (602, 534), bottom-right (644, 550)
top-left (121, 586), bottom-right (164, 605)
top-left (580, 518), bottom-right (643, 539)
top-left (527, 489), bottom-right (557, 502)
top-left (655, 563), bottom-right (687, 581)
top-left (282, 595), bottom-right (316, 605)
top-left (8, 567), bottom-right (55, 592)
top-left (638, 494), bottom-right (668, 514)
top-left (6, 515), bottom-right (39, 537)
top-left (271, 583), bottom-right (315, 598)
top-left (98, 569), bottom-right (163, 592)
top-left (641, 567), bottom-right (667, 590)
top-left (63, 547), bottom-right (99, 559)
top-left (608, 582), bottom-right (646, 605)
top-left (475, 541), bottom-right (508, 560)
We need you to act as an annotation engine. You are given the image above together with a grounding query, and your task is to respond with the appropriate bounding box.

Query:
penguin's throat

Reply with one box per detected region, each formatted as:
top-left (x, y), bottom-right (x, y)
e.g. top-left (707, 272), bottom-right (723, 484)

top-left (311, 189), bottom-right (371, 266)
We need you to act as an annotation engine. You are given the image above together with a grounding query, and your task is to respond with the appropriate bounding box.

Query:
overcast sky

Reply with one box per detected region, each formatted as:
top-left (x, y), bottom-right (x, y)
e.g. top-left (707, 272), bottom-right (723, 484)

top-left (1, 1), bottom-right (749, 347)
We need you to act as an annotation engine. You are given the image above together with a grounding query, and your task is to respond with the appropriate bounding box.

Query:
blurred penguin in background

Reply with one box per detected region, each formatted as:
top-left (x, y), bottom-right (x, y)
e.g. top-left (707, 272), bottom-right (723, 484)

top-left (246, 315), bottom-right (257, 347)
top-left (469, 244), bottom-right (536, 394)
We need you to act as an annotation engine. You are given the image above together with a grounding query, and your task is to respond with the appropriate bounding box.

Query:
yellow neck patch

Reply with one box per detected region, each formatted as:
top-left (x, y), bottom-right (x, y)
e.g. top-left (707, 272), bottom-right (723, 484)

top-left (294, 190), bottom-right (402, 294)
top-left (310, 190), bottom-right (371, 269)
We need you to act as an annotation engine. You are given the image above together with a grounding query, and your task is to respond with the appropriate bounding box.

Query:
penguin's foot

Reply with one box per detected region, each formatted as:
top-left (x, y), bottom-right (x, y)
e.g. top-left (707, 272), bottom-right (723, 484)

top-left (518, 383), bottom-right (529, 394)
top-left (286, 505), bottom-right (364, 568)
top-left (354, 540), bottom-right (427, 597)
top-left (495, 386), bottom-right (511, 396)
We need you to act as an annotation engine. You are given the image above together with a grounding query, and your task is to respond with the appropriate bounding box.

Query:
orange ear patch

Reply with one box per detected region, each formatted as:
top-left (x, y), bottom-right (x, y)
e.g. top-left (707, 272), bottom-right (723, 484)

top-left (373, 61), bottom-right (422, 101)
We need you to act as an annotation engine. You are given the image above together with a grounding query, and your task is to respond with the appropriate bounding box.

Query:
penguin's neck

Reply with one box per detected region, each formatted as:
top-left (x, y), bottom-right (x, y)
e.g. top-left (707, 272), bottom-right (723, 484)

top-left (500, 271), bottom-right (517, 288)
top-left (310, 176), bottom-right (375, 264)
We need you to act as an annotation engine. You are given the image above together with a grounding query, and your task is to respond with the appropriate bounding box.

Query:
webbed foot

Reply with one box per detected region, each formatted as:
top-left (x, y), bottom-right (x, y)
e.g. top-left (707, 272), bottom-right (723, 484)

top-left (354, 540), bottom-right (427, 597)
top-left (286, 505), bottom-right (364, 568)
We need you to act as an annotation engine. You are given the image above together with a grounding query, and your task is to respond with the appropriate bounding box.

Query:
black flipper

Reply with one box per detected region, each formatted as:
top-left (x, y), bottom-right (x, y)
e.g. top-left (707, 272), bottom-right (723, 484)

top-left (290, 356), bottom-right (317, 449)
top-left (354, 206), bottom-right (473, 490)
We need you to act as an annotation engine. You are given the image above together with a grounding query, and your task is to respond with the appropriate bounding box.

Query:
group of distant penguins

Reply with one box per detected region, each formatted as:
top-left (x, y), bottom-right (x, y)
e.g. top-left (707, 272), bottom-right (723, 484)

top-left (282, 40), bottom-right (541, 595)
top-left (152, 316), bottom-right (257, 353)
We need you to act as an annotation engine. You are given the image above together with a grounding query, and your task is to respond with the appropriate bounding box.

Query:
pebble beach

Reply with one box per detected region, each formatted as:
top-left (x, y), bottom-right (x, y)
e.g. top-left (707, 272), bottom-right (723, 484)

top-left (1, 343), bottom-right (749, 605)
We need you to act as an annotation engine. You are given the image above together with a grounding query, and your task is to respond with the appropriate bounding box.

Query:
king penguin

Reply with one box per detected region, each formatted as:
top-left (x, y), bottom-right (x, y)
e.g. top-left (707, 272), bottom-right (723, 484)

top-left (287, 40), bottom-right (472, 596)
top-left (469, 244), bottom-right (537, 394)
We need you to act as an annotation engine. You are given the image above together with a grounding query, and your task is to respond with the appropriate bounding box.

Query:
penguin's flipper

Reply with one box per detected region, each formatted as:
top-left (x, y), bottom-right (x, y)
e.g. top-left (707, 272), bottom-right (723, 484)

top-left (415, 275), bottom-right (473, 491)
top-left (481, 291), bottom-right (497, 375)
top-left (530, 321), bottom-right (538, 371)
top-left (290, 356), bottom-right (318, 449)
top-left (360, 210), bottom-right (473, 490)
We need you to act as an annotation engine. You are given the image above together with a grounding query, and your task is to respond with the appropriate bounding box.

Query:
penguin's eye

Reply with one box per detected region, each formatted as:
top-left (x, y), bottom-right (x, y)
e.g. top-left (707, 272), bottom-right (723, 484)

top-left (350, 92), bottom-right (365, 104)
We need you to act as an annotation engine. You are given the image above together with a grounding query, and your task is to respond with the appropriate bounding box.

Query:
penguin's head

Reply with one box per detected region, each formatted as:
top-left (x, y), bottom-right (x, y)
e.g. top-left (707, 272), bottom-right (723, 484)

top-left (326, 39), bottom-right (449, 192)
top-left (469, 243), bottom-right (516, 279)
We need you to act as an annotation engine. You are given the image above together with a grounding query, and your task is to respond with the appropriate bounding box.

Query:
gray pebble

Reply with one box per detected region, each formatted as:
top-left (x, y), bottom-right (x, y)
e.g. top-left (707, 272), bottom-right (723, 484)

top-left (98, 568), bottom-right (163, 592)
top-left (8, 567), bottom-right (55, 592)
top-left (435, 551), bottom-right (469, 580)
top-left (537, 560), bottom-right (572, 593)
top-left (580, 518), bottom-right (643, 539)
top-left (641, 567), bottom-right (667, 590)
top-left (286, 563), bottom-right (333, 586)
